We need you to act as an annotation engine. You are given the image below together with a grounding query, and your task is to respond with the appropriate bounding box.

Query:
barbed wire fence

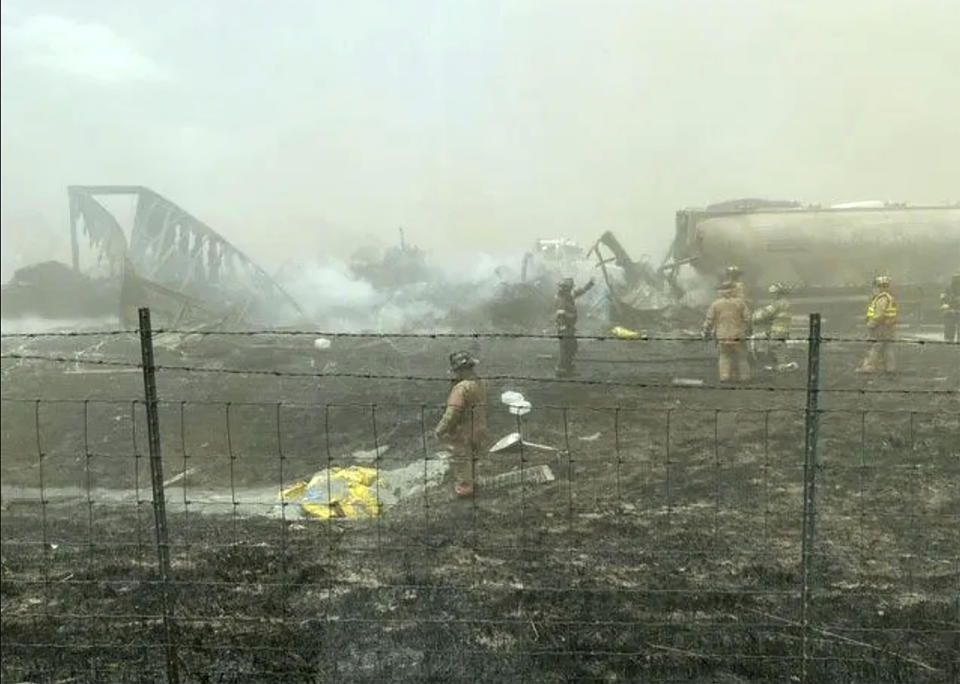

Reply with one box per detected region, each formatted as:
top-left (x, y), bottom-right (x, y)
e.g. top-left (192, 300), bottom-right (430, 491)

top-left (1, 309), bottom-right (958, 683)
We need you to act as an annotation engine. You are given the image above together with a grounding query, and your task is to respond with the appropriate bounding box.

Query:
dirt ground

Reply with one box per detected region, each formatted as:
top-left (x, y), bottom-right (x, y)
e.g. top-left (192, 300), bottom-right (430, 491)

top-left (1, 331), bottom-right (958, 682)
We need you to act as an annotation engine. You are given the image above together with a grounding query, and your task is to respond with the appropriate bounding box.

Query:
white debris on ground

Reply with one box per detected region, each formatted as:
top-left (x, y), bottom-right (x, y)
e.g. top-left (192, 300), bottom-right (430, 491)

top-left (479, 464), bottom-right (555, 489)
top-left (500, 390), bottom-right (532, 416)
top-left (489, 432), bottom-right (558, 454)
top-left (349, 444), bottom-right (391, 463)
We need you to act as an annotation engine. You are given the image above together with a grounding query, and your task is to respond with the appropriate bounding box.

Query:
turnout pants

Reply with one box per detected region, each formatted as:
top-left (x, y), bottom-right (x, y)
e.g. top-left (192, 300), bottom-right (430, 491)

top-left (557, 331), bottom-right (578, 376)
top-left (448, 443), bottom-right (480, 487)
top-left (860, 339), bottom-right (896, 373)
top-left (945, 312), bottom-right (959, 343)
top-left (717, 341), bottom-right (751, 382)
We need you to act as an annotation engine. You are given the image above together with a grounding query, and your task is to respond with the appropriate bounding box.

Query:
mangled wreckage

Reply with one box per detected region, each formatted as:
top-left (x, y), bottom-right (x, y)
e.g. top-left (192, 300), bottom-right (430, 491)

top-left (2, 186), bottom-right (303, 327)
top-left (5, 189), bottom-right (956, 336)
top-left (532, 199), bottom-right (960, 333)
top-left (589, 231), bottom-right (695, 330)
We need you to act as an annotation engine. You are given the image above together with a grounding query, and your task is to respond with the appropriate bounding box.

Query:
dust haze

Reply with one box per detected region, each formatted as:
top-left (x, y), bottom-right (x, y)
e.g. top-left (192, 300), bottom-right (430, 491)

top-left (1, 0), bottom-right (958, 280)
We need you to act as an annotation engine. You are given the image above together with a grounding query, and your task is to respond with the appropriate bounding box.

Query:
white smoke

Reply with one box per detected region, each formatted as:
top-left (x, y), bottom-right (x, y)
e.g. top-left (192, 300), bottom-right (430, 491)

top-left (277, 252), bottom-right (518, 332)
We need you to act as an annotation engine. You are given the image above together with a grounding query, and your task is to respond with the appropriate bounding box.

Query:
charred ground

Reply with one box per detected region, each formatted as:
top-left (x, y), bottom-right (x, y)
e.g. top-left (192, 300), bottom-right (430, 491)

top-left (1, 332), bottom-right (958, 682)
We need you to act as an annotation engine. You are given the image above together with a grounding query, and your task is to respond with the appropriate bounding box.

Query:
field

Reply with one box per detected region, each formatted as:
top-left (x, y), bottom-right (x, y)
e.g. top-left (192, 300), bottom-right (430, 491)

top-left (1, 329), bottom-right (958, 682)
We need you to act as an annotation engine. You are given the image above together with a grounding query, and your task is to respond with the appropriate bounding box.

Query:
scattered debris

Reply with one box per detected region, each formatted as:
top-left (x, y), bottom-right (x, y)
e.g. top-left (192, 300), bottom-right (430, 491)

top-left (278, 452), bottom-right (448, 520)
top-left (163, 467), bottom-right (198, 489)
top-left (501, 391), bottom-right (532, 416)
top-left (479, 464), bottom-right (555, 489)
top-left (673, 378), bottom-right (704, 386)
top-left (63, 367), bottom-right (139, 375)
top-left (489, 432), bottom-right (558, 454)
top-left (610, 326), bottom-right (644, 339)
top-left (350, 445), bottom-right (390, 463)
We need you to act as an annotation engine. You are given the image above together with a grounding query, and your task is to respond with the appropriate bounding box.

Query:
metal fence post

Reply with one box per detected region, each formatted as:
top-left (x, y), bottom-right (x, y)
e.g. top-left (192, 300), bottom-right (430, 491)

top-left (138, 307), bottom-right (180, 684)
top-left (800, 313), bottom-right (822, 684)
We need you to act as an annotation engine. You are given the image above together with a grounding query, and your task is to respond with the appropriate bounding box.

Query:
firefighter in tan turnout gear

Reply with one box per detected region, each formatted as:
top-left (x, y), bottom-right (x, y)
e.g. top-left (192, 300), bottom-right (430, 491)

top-left (858, 275), bottom-right (898, 374)
top-left (554, 277), bottom-right (595, 377)
top-left (434, 351), bottom-right (488, 498)
top-left (702, 281), bottom-right (752, 382)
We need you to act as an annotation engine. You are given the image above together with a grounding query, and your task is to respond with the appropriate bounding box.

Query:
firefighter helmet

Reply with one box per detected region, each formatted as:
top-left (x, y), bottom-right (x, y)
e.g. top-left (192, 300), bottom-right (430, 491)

top-left (448, 351), bottom-right (477, 371)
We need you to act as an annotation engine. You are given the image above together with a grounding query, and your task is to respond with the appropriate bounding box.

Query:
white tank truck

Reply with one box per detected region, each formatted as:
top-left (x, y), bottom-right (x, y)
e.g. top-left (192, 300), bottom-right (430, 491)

top-left (662, 199), bottom-right (960, 330)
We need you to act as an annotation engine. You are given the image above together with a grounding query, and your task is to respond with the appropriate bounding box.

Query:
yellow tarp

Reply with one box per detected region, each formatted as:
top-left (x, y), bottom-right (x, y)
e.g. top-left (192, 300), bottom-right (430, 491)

top-left (280, 466), bottom-right (382, 520)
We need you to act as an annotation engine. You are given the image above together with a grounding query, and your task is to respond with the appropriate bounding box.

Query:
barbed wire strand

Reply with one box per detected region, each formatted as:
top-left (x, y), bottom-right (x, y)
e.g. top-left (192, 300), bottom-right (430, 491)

top-left (2, 395), bottom-right (958, 416)
top-left (2, 327), bottom-right (959, 345)
top-left (2, 352), bottom-right (957, 395)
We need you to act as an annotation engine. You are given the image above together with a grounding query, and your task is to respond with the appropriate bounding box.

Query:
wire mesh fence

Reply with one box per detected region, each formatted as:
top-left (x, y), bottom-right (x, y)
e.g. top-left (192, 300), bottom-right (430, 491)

top-left (1, 315), bottom-right (958, 683)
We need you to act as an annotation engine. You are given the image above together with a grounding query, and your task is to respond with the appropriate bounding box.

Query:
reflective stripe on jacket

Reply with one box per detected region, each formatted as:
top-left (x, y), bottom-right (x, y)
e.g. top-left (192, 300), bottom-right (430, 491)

top-left (752, 299), bottom-right (791, 337)
top-left (771, 306), bottom-right (792, 336)
top-left (866, 292), bottom-right (897, 325)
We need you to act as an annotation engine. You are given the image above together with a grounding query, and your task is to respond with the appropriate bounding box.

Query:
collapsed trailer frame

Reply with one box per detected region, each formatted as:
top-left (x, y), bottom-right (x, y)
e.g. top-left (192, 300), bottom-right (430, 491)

top-left (68, 185), bottom-right (303, 325)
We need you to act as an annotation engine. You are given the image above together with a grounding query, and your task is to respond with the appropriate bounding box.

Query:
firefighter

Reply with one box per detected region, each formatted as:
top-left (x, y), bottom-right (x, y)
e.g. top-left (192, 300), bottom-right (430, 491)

top-left (434, 351), bottom-right (488, 498)
top-left (702, 281), bottom-right (752, 382)
top-left (555, 277), bottom-right (595, 377)
top-left (857, 275), bottom-right (898, 374)
top-left (751, 283), bottom-right (792, 366)
top-left (940, 274), bottom-right (960, 343)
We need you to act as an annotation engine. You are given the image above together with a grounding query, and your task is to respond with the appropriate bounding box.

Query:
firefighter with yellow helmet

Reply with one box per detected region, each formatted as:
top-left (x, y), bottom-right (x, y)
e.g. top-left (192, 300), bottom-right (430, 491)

top-left (857, 275), bottom-right (898, 374)
top-left (753, 283), bottom-right (791, 339)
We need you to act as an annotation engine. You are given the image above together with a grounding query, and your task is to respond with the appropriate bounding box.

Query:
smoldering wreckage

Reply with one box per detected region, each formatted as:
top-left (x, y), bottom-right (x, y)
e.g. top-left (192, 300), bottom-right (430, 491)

top-left (2, 185), bottom-right (683, 334)
top-left (3, 185), bottom-right (959, 393)
top-left (5, 186), bottom-right (958, 335)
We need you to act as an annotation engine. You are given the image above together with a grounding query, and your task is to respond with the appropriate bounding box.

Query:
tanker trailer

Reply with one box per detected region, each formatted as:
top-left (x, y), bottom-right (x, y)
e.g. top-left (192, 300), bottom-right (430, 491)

top-left (666, 200), bottom-right (960, 329)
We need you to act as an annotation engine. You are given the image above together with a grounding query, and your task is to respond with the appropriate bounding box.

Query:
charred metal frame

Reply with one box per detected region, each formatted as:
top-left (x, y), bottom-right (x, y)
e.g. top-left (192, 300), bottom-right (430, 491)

top-left (68, 185), bottom-right (302, 322)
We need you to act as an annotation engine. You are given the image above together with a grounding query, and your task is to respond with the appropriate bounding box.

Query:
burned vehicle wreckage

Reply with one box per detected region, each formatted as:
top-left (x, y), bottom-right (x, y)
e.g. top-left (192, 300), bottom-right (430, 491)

top-left (2, 186), bottom-right (303, 328)
top-left (504, 198), bottom-right (960, 334)
top-left (2, 190), bottom-right (957, 336)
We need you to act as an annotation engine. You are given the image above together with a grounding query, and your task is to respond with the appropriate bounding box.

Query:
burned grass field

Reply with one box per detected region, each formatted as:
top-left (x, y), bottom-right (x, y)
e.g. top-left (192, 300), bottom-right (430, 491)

top-left (1, 332), bottom-right (958, 682)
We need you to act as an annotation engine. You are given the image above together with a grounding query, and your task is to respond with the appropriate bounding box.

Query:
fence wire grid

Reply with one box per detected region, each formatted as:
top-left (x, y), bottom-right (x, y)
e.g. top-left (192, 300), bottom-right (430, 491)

top-left (1, 313), bottom-right (958, 683)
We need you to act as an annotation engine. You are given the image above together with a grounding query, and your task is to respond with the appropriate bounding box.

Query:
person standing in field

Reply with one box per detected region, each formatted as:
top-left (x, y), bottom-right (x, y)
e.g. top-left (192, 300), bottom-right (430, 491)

top-left (435, 351), bottom-right (488, 498)
top-left (702, 281), bottom-right (752, 382)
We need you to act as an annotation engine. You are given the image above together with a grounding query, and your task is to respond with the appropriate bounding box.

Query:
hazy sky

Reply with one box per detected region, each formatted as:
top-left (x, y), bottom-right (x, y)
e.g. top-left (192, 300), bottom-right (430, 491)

top-left (2, 0), bottom-right (958, 279)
